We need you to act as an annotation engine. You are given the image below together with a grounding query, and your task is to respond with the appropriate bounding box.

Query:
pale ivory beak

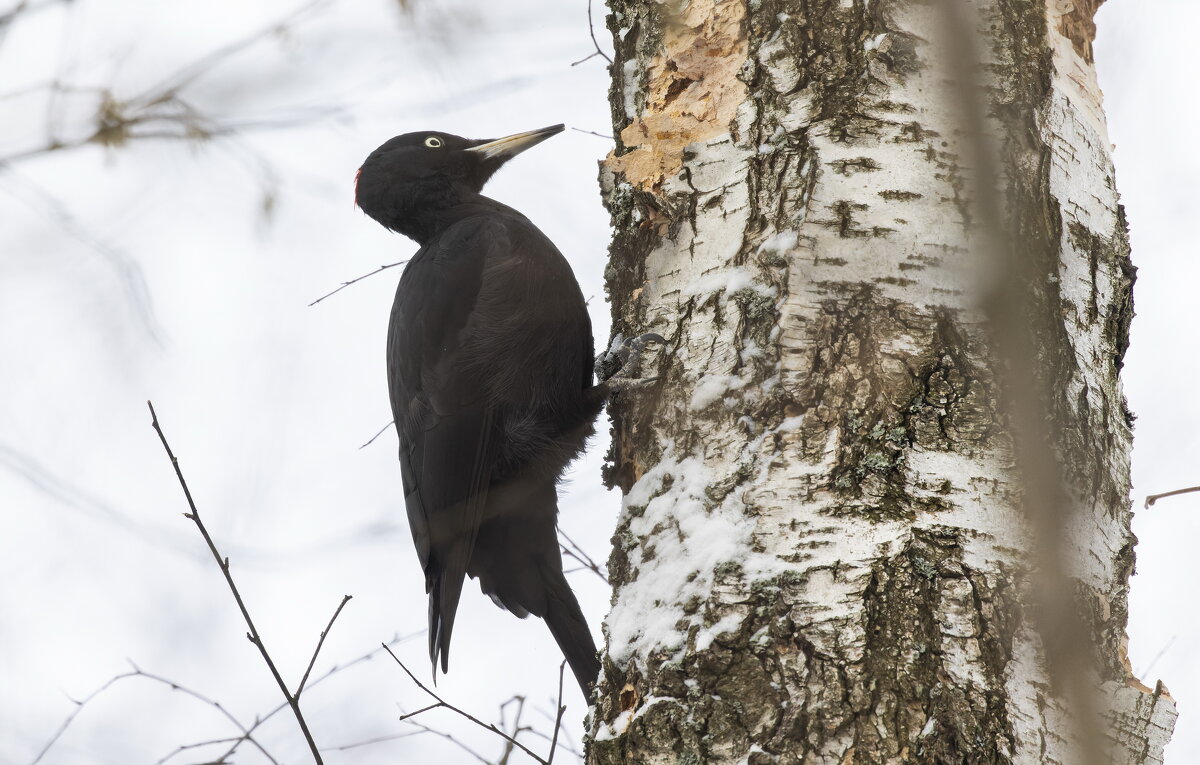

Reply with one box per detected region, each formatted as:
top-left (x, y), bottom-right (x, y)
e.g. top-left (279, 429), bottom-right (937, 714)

top-left (465, 124), bottom-right (565, 160)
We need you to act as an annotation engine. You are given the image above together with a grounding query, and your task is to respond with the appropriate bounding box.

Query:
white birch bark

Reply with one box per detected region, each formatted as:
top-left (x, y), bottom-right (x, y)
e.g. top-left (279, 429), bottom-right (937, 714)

top-left (588, 0), bottom-right (1175, 762)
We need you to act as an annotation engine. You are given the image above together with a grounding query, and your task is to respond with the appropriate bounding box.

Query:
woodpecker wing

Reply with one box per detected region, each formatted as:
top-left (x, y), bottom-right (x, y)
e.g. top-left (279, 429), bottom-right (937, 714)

top-left (387, 216), bottom-right (504, 674)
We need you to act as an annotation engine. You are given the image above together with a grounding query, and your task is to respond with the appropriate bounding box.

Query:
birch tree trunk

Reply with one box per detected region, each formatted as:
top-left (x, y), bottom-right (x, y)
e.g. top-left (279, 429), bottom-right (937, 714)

top-left (588, 0), bottom-right (1176, 762)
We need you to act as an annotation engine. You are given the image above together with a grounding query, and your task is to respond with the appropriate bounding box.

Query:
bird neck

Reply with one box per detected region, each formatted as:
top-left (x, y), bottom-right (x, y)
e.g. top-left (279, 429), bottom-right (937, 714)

top-left (401, 193), bottom-right (517, 246)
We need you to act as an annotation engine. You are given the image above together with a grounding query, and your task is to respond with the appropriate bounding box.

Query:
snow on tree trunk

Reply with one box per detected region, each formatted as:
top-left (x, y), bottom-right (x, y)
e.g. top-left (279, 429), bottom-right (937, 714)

top-left (588, 0), bottom-right (1175, 763)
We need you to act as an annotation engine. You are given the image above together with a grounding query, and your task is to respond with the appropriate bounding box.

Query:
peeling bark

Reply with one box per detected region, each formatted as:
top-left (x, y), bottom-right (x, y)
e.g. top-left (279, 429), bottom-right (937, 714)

top-left (590, 0), bottom-right (1174, 763)
top-left (1056, 0), bottom-right (1106, 63)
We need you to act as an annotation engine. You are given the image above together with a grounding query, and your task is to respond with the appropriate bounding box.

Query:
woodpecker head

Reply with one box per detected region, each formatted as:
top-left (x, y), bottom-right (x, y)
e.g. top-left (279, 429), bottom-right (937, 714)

top-left (354, 124), bottom-right (564, 240)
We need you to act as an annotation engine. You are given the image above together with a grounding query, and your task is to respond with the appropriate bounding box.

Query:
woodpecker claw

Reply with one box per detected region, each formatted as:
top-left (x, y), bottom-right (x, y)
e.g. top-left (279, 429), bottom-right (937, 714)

top-left (596, 332), bottom-right (665, 385)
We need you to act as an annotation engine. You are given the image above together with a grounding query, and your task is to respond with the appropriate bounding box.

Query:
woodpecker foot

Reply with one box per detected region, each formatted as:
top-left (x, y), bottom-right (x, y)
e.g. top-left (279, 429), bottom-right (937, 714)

top-left (596, 332), bottom-right (665, 387)
top-left (606, 375), bottom-right (657, 393)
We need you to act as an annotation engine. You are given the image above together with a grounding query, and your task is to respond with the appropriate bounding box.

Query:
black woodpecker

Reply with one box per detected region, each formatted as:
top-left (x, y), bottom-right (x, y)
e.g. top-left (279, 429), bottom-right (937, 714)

top-left (354, 125), bottom-right (655, 696)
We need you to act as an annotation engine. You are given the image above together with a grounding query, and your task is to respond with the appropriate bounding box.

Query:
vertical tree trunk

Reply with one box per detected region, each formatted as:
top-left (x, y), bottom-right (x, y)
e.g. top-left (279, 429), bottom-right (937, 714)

top-left (589, 1), bottom-right (1175, 763)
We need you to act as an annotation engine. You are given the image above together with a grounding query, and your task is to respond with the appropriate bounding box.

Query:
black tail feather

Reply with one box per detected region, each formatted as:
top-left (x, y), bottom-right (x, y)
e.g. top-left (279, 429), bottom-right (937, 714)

top-left (442, 479), bottom-right (601, 696)
top-left (544, 573), bottom-right (600, 696)
top-left (427, 544), bottom-right (470, 678)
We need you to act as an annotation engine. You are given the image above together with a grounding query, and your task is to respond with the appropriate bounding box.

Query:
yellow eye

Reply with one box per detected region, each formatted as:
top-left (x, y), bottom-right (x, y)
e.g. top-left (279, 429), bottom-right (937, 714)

top-left (424, 136), bottom-right (444, 148)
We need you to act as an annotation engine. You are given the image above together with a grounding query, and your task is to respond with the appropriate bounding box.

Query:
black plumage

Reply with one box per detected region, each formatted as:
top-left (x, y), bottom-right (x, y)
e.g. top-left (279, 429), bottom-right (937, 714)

top-left (354, 125), bottom-right (605, 695)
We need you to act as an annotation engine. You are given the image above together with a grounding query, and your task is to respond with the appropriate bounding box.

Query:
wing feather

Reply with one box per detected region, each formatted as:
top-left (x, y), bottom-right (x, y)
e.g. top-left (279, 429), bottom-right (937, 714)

top-left (386, 217), bottom-right (508, 673)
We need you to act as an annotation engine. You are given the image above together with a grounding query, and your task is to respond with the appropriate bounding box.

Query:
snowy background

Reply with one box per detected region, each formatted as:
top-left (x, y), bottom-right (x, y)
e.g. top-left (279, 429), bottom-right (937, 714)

top-left (0, 0), bottom-right (1194, 762)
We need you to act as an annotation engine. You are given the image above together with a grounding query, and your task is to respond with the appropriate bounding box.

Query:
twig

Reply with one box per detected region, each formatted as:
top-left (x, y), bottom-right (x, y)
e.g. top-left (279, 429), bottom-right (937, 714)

top-left (0, 0), bottom-right (339, 169)
top-left (0, 106), bottom-right (342, 167)
top-left (129, 662), bottom-right (281, 765)
top-left (547, 661), bottom-right (567, 765)
top-left (35, 634), bottom-right (420, 764)
top-left (522, 722), bottom-right (585, 764)
top-left (570, 127), bottom-right (614, 141)
top-left (154, 736), bottom-right (242, 765)
top-left (31, 672), bottom-right (131, 764)
top-left (572, 0), bottom-right (612, 66)
top-left (382, 643), bottom-right (550, 764)
top-left (569, 51), bottom-right (603, 67)
top-left (321, 730), bottom-right (423, 753)
top-left (308, 261), bottom-right (408, 307)
top-left (387, 718), bottom-right (494, 765)
top-left (496, 696), bottom-right (525, 765)
top-left (494, 700), bottom-right (537, 765)
top-left (214, 633), bottom-right (420, 762)
top-left (327, 687), bottom-right (573, 763)
top-left (558, 530), bottom-right (608, 584)
top-left (128, 0), bottom-right (331, 111)
top-left (397, 702), bottom-right (443, 722)
top-left (297, 594), bottom-right (353, 696)
top-left (1137, 635), bottom-right (1177, 679)
top-left (0, 171), bottom-right (164, 345)
top-left (147, 400), bottom-right (325, 765)
top-left (359, 420), bottom-right (394, 450)
top-left (0, 0), bottom-right (67, 31)
top-left (31, 665), bottom-right (278, 765)
top-left (1145, 485), bottom-right (1200, 508)
top-left (0, 81), bottom-right (103, 102)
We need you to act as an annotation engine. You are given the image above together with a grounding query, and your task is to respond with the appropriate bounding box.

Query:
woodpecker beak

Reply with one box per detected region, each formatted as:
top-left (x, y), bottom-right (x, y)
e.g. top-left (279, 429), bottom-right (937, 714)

top-left (465, 124), bottom-right (565, 161)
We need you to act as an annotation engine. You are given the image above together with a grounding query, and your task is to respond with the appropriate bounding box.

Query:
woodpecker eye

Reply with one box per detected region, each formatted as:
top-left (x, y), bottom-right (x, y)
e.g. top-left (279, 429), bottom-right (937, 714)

top-left (424, 136), bottom-right (444, 148)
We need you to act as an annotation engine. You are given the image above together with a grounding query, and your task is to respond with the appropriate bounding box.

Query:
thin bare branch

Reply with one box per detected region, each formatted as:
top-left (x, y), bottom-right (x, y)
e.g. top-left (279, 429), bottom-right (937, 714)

top-left (570, 127), bottom-right (613, 140)
top-left (1137, 635), bottom-right (1178, 679)
top-left (30, 672), bottom-right (133, 764)
top-left (147, 400), bottom-right (324, 764)
top-left (0, 105), bottom-right (342, 167)
top-left (31, 665), bottom-right (277, 765)
top-left (0, 0), bottom-right (41, 29)
top-left (0, 0), bottom-right (339, 170)
top-left (496, 696), bottom-right (529, 765)
top-left (547, 661), bottom-right (567, 765)
top-left (0, 0), bottom-right (69, 43)
top-left (154, 736), bottom-right (242, 765)
top-left (297, 594), bottom-right (353, 696)
top-left (573, 0), bottom-right (612, 66)
top-left (0, 81), bottom-right (103, 103)
top-left (320, 730), bottom-right (424, 753)
top-left (389, 718), bottom-right (495, 765)
top-left (1145, 485), bottom-right (1200, 508)
top-left (36, 633), bottom-right (422, 762)
top-left (214, 633), bottom-right (421, 763)
top-left (326, 686), bottom-right (571, 763)
top-left (308, 261), bottom-right (408, 307)
top-left (522, 723), bottom-right (585, 764)
top-left (397, 702), bottom-right (445, 722)
top-left (129, 0), bottom-right (331, 109)
top-left (128, 662), bottom-right (280, 765)
top-left (569, 51), bottom-right (602, 67)
top-left (359, 420), bottom-right (395, 450)
top-left (381, 643), bottom-right (550, 764)
top-left (558, 530), bottom-right (607, 584)
top-left (0, 172), bottom-right (164, 344)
